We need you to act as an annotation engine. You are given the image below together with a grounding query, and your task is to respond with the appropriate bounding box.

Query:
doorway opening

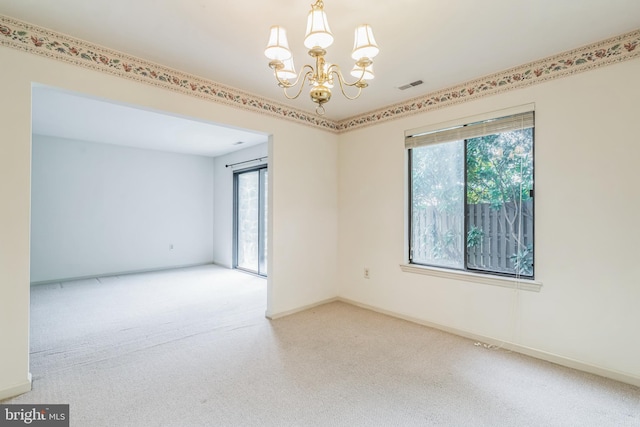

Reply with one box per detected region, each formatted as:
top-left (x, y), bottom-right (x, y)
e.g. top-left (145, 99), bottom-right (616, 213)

top-left (233, 166), bottom-right (268, 276)
top-left (28, 84), bottom-right (273, 382)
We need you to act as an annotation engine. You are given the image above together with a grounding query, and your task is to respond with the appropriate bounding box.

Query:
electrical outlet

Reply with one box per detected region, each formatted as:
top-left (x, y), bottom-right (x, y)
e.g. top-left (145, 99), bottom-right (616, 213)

top-left (364, 268), bottom-right (370, 279)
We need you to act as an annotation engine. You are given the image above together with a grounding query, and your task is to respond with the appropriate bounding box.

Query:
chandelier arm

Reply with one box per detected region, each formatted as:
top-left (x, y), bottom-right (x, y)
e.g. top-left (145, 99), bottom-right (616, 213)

top-left (273, 64), bottom-right (315, 89)
top-left (327, 64), bottom-right (367, 88)
top-left (330, 69), bottom-right (365, 100)
top-left (281, 70), bottom-right (314, 100)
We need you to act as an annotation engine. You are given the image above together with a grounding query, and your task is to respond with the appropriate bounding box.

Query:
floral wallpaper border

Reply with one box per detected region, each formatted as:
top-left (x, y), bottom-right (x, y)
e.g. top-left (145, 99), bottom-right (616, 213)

top-left (337, 29), bottom-right (640, 132)
top-left (1, 14), bottom-right (639, 134)
top-left (0, 15), bottom-right (338, 132)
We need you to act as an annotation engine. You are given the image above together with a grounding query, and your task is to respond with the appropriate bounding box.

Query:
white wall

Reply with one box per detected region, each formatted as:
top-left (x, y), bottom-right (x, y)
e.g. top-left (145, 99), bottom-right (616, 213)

top-left (0, 47), bottom-right (338, 399)
top-left (30, 135), bottom-right (215, 283)
top-left (268, 128), bottom-right (339, 315)
top-left (338, 58), bottom-right (640, 385)
top-left (213, 143), bottom-right (268, 268)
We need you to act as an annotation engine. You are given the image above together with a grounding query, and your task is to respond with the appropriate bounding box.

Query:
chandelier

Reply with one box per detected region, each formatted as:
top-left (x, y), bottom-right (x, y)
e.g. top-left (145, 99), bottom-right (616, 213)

top-left (264, 0), bottom-right (379, 115)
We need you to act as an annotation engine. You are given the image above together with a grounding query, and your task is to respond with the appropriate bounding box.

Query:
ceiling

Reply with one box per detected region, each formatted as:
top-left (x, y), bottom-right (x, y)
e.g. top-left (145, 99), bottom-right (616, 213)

top-left (2, 1), bottom-right (640, 155)
top-left (31, 85), bottom-right (268, 157)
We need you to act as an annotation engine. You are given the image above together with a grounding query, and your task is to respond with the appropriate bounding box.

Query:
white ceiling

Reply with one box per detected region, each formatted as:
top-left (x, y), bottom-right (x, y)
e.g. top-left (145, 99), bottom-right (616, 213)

top-left (31, 85), bottom-right (268, 157)
top-left (3, 1), bottom-right (640, 154)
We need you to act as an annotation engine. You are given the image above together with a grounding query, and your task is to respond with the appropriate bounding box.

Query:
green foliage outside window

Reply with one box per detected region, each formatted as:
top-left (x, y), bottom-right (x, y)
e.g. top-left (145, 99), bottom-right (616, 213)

top-left (410, 128), bottom-right (534, 277)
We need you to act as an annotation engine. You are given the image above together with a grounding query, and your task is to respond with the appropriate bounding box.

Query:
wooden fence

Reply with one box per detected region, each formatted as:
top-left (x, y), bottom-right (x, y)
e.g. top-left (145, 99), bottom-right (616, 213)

top-left (412, 200), bottom-right (533, 275)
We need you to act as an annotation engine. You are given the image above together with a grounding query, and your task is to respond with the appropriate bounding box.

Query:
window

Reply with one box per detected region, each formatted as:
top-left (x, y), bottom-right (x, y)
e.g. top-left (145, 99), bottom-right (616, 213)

top-left (407, 110), bottom-right (534, 278)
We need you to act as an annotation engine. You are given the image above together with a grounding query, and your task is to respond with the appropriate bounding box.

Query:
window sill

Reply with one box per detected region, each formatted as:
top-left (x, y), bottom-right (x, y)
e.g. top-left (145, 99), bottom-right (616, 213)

top-left (399, 263), bottom-right (542, 292)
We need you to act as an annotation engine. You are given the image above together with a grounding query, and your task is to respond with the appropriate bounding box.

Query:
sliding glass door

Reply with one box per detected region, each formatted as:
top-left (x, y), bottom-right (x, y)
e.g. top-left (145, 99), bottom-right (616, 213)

top-left (234, 166), bottom-right (267, 276)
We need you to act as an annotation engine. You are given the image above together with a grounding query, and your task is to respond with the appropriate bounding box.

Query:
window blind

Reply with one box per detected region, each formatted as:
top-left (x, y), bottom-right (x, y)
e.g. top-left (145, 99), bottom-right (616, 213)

top-left (405, 111), bottom-right (534, 149)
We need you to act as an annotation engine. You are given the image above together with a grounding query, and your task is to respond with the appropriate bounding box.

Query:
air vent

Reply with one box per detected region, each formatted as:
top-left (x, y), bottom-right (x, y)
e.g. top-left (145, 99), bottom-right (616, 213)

top-left (398, 80), bottom-right (424, 91)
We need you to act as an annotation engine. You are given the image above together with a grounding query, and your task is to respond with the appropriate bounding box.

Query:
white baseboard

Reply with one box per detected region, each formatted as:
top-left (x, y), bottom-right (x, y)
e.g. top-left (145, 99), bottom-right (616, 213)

top-left (30, 262), bottom-right (215, 286)
top-left (337, 297), bottom-right (640, 389)
top-left (266, 297), bottom-right (339, 320)
top-left (0, 374), bottom-right (32, 402)
top-left (212, 261), bottom-right (233, 269)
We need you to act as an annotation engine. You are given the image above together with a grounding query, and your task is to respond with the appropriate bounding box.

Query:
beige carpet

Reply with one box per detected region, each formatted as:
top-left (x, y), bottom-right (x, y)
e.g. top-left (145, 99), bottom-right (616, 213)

top-left (4, 265), bottom-right (640, 426)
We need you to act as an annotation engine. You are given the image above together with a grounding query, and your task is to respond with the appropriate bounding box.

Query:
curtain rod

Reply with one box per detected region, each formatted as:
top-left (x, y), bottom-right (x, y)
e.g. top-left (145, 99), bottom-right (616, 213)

top-left (225, 157), bottom-right (267, 168)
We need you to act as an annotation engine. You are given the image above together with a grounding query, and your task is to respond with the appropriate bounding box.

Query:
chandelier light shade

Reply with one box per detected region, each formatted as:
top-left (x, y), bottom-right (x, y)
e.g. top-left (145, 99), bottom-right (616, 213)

top-left (265, 0), bottom-right (379, 115)
top-left (350, 63), bottom-right (374, 80)
top-left (352, 25), bottom-right (379, 61)
top-left (265, 26), bottom-right (292, 61)
top-left (304, 2), bottom-right (334, 49)
top-left (276, 57), bottom-right (297, 81)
